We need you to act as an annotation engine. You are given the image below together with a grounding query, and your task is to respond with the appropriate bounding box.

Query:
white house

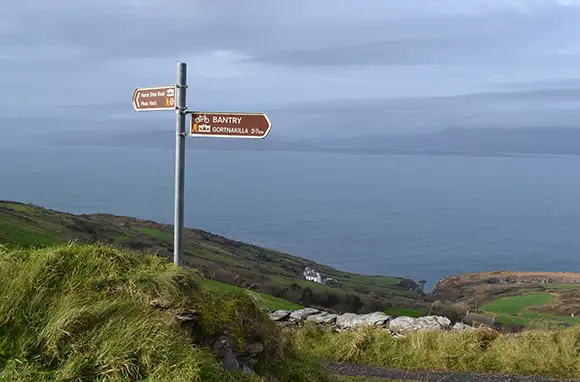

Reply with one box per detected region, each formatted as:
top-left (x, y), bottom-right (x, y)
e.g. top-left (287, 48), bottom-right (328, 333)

top-left (303, 267), bottom-right (322, 284)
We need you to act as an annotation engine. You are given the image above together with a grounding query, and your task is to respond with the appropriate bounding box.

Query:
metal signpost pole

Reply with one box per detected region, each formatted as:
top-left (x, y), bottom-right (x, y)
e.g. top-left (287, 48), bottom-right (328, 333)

top-left (174, 62), bottom-right (187, 266)
top-left (132, 63), bottom-right (271, 267)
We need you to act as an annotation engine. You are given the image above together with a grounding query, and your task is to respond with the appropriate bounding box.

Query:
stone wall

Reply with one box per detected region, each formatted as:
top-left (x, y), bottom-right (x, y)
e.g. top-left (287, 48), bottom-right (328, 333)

top-left (268, 308), bottom-right (477, 336)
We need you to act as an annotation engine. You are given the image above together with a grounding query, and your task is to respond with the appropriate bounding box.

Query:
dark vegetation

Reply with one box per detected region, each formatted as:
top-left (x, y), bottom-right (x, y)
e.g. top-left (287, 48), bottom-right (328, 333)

top-left (0, 201), bottom-right (423, 314)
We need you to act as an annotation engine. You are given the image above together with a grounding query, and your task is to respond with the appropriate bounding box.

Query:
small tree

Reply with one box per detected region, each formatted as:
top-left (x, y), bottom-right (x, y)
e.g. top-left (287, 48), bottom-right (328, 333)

top-left (418, 280), bottom-right (427, 293)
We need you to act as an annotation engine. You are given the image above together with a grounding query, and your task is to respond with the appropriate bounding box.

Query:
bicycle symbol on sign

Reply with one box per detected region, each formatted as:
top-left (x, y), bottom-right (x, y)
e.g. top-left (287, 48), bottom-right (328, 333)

top-left (194, 114), bottom-right (210, 124)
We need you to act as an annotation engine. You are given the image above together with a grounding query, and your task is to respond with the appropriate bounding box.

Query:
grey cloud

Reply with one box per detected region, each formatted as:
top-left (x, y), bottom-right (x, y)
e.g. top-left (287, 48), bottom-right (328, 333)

top-left (245, 38), bottom-right (509, 68)
top-left (244, 7), bottom-right (580, 68)
top-left (3, 0), bottom-right (580, 136)
top-left (4, 0), bottom-right (577, 65)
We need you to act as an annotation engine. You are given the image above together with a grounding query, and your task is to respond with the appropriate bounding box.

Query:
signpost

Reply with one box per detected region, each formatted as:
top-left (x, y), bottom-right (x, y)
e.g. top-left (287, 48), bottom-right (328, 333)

top-left (132, 86), bottom-right (176, 111)
top-left (132, 62), bottom-right (271, 266)
top-left (188, 112), bottom-right (271, 139)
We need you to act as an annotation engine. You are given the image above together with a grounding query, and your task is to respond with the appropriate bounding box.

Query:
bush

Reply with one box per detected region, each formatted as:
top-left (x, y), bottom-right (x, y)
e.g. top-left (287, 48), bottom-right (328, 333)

top-left (428, 300), bottom-right (466, 322)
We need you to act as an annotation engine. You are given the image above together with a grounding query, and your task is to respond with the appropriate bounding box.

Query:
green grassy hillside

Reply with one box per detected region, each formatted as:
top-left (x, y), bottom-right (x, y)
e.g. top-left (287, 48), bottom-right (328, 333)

top-left (482, 293), bottom-right (555, 315)
top-left (0, 201), bottom-right (423, 314)
top-left (472, 291), bottom-right (580, 329)
top-left (0, 243), bottom-right (329, 381)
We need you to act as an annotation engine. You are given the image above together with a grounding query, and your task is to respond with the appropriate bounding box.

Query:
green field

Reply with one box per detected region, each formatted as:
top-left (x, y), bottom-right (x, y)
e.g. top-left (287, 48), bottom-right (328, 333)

top-left (482, 293), bottom-right (555, 315)
top-left (134, 226), bottom-right (173, 241)
top-left (477, 292), bottom-right (580, 328)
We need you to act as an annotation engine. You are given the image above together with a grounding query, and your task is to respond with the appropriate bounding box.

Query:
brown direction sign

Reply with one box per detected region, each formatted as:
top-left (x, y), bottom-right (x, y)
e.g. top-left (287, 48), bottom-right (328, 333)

top-left (189, 112), bottom-right (271, 139)
top-left (132, 86), bottom-right (176, 111)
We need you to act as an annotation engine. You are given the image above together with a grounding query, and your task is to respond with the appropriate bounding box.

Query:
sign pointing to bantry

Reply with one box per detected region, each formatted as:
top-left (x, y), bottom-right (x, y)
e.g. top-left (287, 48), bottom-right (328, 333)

top-left (132, 63), bottom-right (272, 267)
top-left (188, 112), bottom-right (271, 139)
top-left (132, 85), bottom-right (176, 111)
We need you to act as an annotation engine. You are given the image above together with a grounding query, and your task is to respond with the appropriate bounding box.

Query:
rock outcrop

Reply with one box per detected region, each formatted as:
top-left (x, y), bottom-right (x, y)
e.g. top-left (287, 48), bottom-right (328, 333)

top-left (389, 315), bottom-right (451, 335)
top-left (165, 307), bottom-right (265, 375)
top-left (335, 312), bottom-right (391, 330)
top-left (307, 312), bottom-right (339, 325)
top-left (289, 307), bottom-right (320, 321)
top-left (452, 322), bottom-right (477, 331)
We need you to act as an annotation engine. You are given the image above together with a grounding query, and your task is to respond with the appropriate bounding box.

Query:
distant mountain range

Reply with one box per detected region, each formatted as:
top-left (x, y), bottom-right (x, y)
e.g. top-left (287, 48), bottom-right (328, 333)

top-left (317, 127), bottom-right (580, 156)
top-left (51, 127), bottom-right (580, 157)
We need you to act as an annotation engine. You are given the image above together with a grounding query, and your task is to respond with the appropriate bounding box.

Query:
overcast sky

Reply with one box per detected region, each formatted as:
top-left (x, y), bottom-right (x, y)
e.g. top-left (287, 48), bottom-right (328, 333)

top-left (3, 0), bottom-right (580, 138)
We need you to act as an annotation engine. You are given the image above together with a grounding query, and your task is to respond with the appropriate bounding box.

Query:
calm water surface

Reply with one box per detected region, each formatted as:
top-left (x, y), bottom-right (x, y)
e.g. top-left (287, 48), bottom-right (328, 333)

top-left (2, 142), bottom-right (580, 290)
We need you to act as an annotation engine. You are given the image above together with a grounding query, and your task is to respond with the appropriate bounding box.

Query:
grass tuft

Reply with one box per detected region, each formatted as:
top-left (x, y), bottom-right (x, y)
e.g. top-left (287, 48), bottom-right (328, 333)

top-left (292, 322), bottom-right (580, 379)
top-left (0, 243), bottom-right (329, 381)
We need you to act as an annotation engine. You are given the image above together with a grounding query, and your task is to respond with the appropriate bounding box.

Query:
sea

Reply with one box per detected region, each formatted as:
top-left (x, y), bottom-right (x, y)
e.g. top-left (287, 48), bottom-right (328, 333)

top-left (2, 142), bottom-right (580, 291)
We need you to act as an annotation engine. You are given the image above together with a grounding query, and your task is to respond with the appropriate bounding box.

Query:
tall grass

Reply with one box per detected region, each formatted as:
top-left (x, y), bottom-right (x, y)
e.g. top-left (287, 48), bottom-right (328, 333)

top-left (292, 322), bottom-right (580, 379)
top-left (0, 243), bottom-right (328, 381)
